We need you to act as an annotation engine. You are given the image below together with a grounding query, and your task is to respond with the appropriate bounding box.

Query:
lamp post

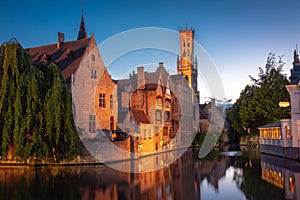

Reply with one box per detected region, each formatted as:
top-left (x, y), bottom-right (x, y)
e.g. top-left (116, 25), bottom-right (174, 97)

top-left (279, 101), bottom-right (290, 108)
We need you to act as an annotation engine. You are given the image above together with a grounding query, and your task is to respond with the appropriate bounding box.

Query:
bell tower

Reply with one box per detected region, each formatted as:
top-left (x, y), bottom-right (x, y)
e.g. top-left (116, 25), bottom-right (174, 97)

top-left (177, 28), bottom-right (199, 102)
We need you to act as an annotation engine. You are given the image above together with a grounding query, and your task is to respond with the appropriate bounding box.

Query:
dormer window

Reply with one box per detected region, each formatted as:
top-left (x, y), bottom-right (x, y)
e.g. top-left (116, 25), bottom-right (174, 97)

top-left (42, 53), bottom-right (48, 62)
top-left (67, 49), bottom-right (73, 60)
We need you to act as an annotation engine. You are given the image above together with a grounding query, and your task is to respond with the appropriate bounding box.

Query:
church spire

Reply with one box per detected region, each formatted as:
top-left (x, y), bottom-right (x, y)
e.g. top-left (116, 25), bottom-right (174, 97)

top-left (294, 45), bottom-right (300, 64)
top-left (77, 0), bottom-right (87, 40)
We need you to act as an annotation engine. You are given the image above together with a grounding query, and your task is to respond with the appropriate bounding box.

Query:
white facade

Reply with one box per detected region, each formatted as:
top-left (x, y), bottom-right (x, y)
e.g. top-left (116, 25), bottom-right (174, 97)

top-left (286, 84), bottom-right (300, 148)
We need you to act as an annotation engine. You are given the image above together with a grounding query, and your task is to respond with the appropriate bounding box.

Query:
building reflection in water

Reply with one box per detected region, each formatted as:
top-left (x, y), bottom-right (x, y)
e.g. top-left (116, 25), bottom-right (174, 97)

top-left (260, 153), bottom-right (300, 199)
top-left (0, 148), bottom-right (238, 200)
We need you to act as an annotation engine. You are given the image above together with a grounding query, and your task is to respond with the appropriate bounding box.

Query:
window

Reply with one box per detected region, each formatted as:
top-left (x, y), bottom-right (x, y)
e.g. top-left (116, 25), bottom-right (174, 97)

top-left (110, 95), bottom-right (113, 108)
top-left (164, 111), bottom-right (170, 122)
top-left (92, 54), bottom-right (95, 61)
top-left (156, 97), bottom-right (162, 105)
top-left (165, 99), bottom-right (171, 108)
top-left (89, 115), bottom-right (96, 133)
top-left (110, 116), bottom-right (114, 131)
top-left (90, 69), bottom-right (97, 79)
top-left (187, 42), bottom-right (190, 47)
top-left (99, 93), bottom-right (105, 108)
top-left (286, 125), bottom-right (292, 139)
top-left (155, 110), bottom-right (162, 123)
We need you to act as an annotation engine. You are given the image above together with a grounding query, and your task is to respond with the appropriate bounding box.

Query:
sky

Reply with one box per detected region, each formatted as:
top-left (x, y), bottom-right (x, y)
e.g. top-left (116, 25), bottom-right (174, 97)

top-left (1, 0), bottom-right (300, 103)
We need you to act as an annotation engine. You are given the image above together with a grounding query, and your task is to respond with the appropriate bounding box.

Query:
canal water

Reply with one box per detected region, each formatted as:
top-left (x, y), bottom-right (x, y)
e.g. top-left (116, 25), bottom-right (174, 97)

top-left (0, 147), bottom-right (294, 200)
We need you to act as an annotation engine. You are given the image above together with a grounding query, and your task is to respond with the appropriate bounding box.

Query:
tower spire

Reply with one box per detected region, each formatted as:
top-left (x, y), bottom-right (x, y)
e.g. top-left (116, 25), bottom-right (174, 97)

top-left (77, 0), bottom-right (88, 40)
top-left (82, 0), bottom-right (84, 16)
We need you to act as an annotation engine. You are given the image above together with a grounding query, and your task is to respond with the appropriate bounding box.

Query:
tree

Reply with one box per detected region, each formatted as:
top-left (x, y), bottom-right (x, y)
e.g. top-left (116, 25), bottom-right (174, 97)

top-left (0, 42), bottom-right (79, 161)
top-left (43, 64), bottom-right (79, 161)
top-left (229, 85), bottom-right (255, 135)
top-left (229, 53), bottom-right (290, 135)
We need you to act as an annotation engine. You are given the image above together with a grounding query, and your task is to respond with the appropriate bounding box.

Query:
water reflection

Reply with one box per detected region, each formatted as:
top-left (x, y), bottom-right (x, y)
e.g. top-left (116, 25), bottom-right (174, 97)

top-left (260, 153), bottom-right (300, 199)
top-left (0, 148), bottom-right (290, 200)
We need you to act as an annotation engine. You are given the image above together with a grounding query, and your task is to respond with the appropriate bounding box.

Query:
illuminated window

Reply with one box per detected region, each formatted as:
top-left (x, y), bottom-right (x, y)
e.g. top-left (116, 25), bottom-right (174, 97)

top-left (289, 177), bottom-right (295, 193)
top-left (156, 97), bottom-right (162, 105)
top-left (99, 93), bottom-right (105, 108)
top-left (286, 125), bottom-right (292, 139)
top-left (268, 129), bottom-right (272, 138)
top-left (264, 129), bottom-right (267, 138)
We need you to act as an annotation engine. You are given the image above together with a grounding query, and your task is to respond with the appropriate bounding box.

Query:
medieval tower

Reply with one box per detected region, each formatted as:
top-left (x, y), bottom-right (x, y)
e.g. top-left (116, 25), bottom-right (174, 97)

top-left (177, 28), bottom-right (199, 102)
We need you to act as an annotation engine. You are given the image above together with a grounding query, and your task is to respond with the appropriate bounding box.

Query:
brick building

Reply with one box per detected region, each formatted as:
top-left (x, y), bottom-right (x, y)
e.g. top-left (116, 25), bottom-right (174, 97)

top-left (27, 15), bottom-right (118, 139)
top-left (116, 63), bottom-right (174, 153)
top-left (177, 28), bottom-right (199, 103)
top-left (27, 17), bottom-right (200, 154)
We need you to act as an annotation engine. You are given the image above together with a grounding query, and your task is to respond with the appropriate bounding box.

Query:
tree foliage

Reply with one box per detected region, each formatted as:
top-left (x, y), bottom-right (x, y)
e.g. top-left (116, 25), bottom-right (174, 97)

top-left (0, 42), bottom-right (79, 161)
top-left (228, 53), bottom-right (290, 135)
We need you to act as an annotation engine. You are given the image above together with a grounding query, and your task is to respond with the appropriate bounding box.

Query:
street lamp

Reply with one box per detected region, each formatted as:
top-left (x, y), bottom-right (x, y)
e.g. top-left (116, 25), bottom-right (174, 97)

top-left (279, 101), bottom-right (290, 108)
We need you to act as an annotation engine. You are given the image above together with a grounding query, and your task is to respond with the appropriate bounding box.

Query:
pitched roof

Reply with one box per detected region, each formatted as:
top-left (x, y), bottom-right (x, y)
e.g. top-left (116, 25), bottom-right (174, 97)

top-left (131, 110), bottom-right (150, 124)
top-left (258, 121), bottom-right (281, 129)
top-left (27, 38), bottom-right (91, 80)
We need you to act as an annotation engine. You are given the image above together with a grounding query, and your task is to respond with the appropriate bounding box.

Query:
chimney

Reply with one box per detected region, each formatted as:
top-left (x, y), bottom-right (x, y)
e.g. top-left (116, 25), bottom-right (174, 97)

top-left (211, 98), bottom-right (216, 109)
top-left (57, 32), bottom-right (65, 49)
top-left (159, 62), bottom-right (163, 68)
top-left (137, 66), bottom-right (145, 89)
